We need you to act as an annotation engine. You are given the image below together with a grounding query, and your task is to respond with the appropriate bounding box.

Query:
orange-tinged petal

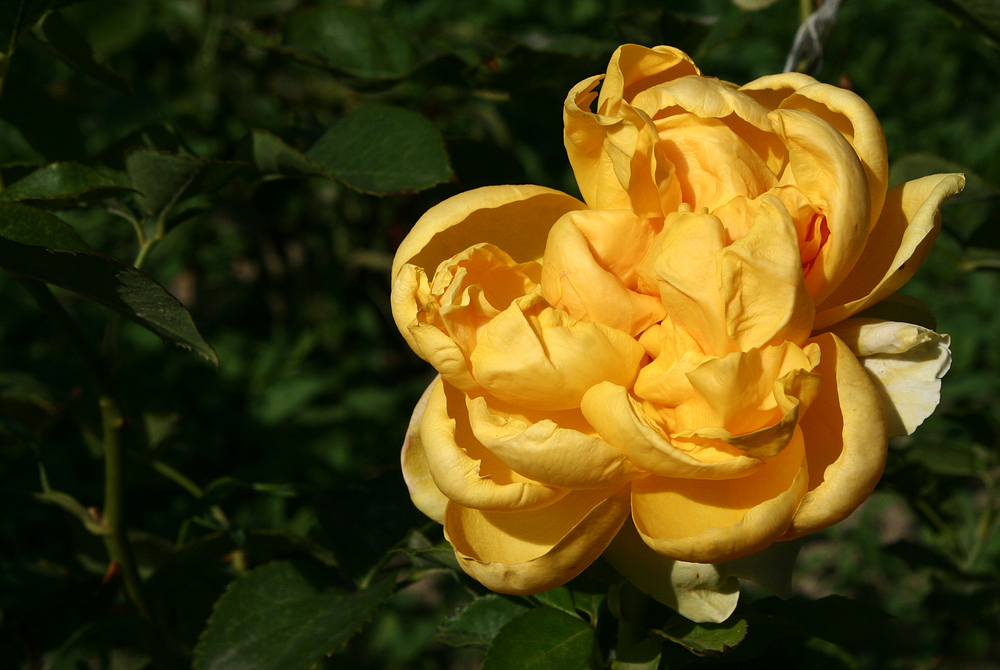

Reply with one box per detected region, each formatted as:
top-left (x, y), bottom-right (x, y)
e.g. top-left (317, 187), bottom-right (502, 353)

top-left (632, 427), bottom-right (808, 563)
top-left (471, 293), bottom-right (646, 410)
top-left (401, 377), bottom-right (449, 523)
top-left (444, 485), bottom-right (631, 595)
top-left (581, 382), bottom-right (764, 480)
top-left (815, 173), bottom-right (966, 329)
top-left (466, 394), bottom-right (641, 489)
top-left (391, 185), bottom-right (584, 280)
top-left (419, 378), bottom-right (566, 511)
top-left (770, 108), bottom-right (871, 306)
top-left (717, 194), bottom-right (815, 349)
top-left (825, 318), bottom-right (951, 438)
top-left (784, 332), bottom-right (887, 539)
top-left (541, 210), bottom-right (666, 336)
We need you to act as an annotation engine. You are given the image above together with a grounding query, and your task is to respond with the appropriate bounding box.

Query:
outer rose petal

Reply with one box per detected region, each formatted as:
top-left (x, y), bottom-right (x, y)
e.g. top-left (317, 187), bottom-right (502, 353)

top-left (445, 486), bottom-right (631, 595)
top-left (815, 173), bottom-right (966, 329)
top-left (631, 427), bottom-right (809, 563)
top-left (419, 378), bottom-right (567, 511)
top-left (784, 332), bottom-right (888, 539)
top-left (466, 394), bottom-right (642, 489)
top-left (392, 185), bottom-right (584, 279)
top-left (825, 318), bottom-right (951, 438)
top-left (769, 108), bottom-right (872, 306)
top-left (598, 44), bottom-right (700, 111)
top-left (401, 377), bottom-right (448, 523)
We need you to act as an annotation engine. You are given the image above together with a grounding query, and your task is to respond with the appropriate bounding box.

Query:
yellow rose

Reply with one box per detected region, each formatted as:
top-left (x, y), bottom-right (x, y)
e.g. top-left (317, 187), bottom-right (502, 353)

top-left (392, 45), bottom-right (963, 623)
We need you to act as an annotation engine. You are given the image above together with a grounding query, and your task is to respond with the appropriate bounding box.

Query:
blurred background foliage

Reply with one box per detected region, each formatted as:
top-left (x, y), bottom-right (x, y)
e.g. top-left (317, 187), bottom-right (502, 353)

top-left (1, 0), bottom-right (999, 668)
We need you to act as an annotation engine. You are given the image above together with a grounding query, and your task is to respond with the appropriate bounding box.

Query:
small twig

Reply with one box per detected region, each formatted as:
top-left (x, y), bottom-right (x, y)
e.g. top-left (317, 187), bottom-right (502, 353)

top-left (784, 0), bottom-right (843, 75)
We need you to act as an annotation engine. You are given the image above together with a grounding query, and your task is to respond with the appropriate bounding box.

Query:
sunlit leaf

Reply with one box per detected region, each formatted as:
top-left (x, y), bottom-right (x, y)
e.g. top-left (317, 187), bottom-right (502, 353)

top-left (193, 560), bottom-right (395, 670)
top-left (307, 104), bottom-right (453, 194)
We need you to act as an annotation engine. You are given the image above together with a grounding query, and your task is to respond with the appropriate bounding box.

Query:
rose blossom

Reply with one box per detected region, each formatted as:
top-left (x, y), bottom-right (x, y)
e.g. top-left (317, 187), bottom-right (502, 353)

top-left (391, 45), bottom-right (962, 622)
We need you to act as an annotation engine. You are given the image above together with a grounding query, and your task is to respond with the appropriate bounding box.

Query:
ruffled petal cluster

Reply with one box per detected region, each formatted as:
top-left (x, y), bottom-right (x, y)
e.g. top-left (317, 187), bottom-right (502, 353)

top-left (392, 45), bottom-right (963, 623)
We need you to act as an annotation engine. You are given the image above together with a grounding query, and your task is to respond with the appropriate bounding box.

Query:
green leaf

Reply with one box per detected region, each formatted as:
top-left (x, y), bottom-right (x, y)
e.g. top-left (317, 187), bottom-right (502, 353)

top-left (0, 162), bottom-right (132, 209)
top-left (193, 560), bottom-right (396, 670)
top-left (436, 595), bottom-right (531, 648)
top-left (0, 201), bottom-right (91, 250)
top-left (283, 4), bottom-right (416, 80)
top-left (307, 104), bottom-right (452, 195)
top-left (531, 587), bottom-right (578, 617)
top-left (611, 637), bottom-right (662, 670)
top-left (242, 129), bottom-right (325, 178)
top-left (653, 615), bottom-right (748, 657)
top-left (0, 226), bottom-right (217, 365)
top-left (36, 11), bottom-right (131, 93)
top-left (0, 0), bottom-right (53, 58)
top-left (482, 607), bottom-right (595, 670)
top-left (124, 148), bottom-right (248, 224)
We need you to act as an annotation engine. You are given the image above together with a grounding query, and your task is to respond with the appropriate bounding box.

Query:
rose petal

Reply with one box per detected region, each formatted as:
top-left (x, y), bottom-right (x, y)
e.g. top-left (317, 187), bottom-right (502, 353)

top-left (581, 382), bottom-right (764, 480)
top-left (603, 520), bottom-right (739, 624)
top-left (784, 332), bottom-right (888, 539)
top-left (825, 318), bottom-right (951, 437)
top-left (643, 209), bottom-right (735, 357)
top-left (445, 485), bottom-right (631, 595)
top-left (419, 377), bottom-right (567, 511)
top-left (541, 210), bottom-right (667, 336)
top-left (717, 194), bottom-right (815, 349)
top-left (740, 72), bottom-right (820, 112)
top-left (778, 83), bottom-right (889, 226)
top-left (769, 108), bottom-right (872, 306)
top-left (471, 293), bottom-right (646, 410)
top-left (815, 173), bottom-right (966, 329)
top-left (599, 45), bottom-right (700, 111)
top-left (401, 377), bottom-right (449, 523)
top-left (466, 394), bottom-right (642, 489)
top-left (631, 426), bottom-right (808, 563)
top-left (391, 184), bottom-right (584, 280)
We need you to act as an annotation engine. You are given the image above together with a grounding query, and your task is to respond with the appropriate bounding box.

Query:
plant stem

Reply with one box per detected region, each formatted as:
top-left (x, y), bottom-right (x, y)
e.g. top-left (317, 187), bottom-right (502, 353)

top-left (799, 0), bottom-right (814, 24)
top-left (614, 581), bottom-right (650, 658)
top-left (101, 394), bottom-right (152, 622)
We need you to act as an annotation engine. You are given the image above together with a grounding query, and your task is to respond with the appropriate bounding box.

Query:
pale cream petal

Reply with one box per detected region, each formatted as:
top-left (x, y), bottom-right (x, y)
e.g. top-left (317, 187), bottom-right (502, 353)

top-left (825, 318), bottom-right (951, 437)
top-left (769, 109), bottom-right (871, 306)
top-left (581, 382), bottom-right (764, 480)
top-left (471, 294), bottom-right (646, 410)
top-left (778, 83), bottom-right (889, 225)
top-left (632, 427), bottom-right (808, 563)
top-left (540, 210), bottom-right (666, 336)
top-left (602, 520), bottom-right (739, 624)
top-left (445, 486), bottom-right (631, 595)
top-left (400, 377), bottom-right (449, 523)
top-left (466, 394), bottom-right (642, 489)
top-left (717, 194), bottom-right (815, 350)
top-left (419, 378), bottom-right (567, 511)
top-left (814, 173), bottom-right (966, 329)
top-left (391, 185), bottom-right (584, 280)
top-left (784, 332), bottom-right (888, 538)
